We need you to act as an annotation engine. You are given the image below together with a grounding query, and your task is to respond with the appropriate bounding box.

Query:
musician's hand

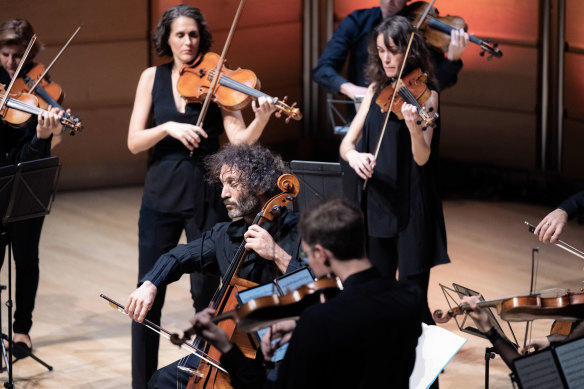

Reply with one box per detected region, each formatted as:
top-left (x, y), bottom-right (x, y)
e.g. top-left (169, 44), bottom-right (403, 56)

top-left (36, 106), bottom-right (64, 139)
top-left (534, 208), bottom-right (568, 243)
top-left (447, 28), bottom-right (469, 61)
top-left (261, 320), bottom-right (296, 361)
top-left (460, 295), bottom-right (493, 333)
top-left (191, 307), bottom-right (233, 354)
top-left (251, 96), bottom-right (276, 122)
top-left (244, 225), bottom-right (291, 272)
top-left (402, 103), bottom-right (424, 134)
top-left (125, 281), bottom-right (157, 323)
top-left (165, 121), bottom-right (208, 151)
top-left (345, 149), bottom-right (375, 180)
top-left (339, 82), bottom-right (368, 101)
top-left (518, 336), bottom-right (550, 355)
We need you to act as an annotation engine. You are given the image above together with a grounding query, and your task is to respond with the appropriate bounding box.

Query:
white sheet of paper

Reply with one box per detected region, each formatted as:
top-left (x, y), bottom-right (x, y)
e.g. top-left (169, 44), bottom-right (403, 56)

top-left (409, 324), bottom-right (468, 389)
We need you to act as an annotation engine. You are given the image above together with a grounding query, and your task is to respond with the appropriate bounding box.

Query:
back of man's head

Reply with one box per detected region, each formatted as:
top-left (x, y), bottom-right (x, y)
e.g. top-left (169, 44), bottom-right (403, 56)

top-left (205, 144), bottom-right (288, 198)
top-left (300, 197), bottom-right (366, 260)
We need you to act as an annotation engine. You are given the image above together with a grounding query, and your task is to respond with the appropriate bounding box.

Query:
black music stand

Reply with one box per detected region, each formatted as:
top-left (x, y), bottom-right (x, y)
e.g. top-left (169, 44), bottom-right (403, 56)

top-left (439, 283), bottom-right (520, 389)
top-left (290, 160), bottom-right (343, 212)
top-left (0, 157), bottom-right (59, 387)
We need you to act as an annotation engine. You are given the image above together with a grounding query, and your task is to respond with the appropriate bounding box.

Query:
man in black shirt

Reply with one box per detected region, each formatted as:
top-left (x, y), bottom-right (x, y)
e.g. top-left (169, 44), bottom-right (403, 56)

top-left (190, 197), bottom-right (423, 389)
top-left (125, 144), bottom-right (303, 388)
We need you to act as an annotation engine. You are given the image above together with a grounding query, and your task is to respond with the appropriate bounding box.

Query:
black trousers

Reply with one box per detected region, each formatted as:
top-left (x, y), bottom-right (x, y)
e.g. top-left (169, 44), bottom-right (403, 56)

top-left (132, 205), bottom-right (220, 389)
top-left (0, 217), bottom-right (44, 335)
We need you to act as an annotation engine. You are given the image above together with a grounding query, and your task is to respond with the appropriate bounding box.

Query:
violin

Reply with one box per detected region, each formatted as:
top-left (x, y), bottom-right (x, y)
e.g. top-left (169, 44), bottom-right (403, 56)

top-left (433, 291), bottom-right (584, 324)
top-left (0, 84), bottom-right (83, 134)
top-left (170, 173), bottom-right (300, 389)
top-left (212, 276), bottom-right (343, 333)
top-left (12, 63), bottom-right (63, 110)
top-left (177, 52), bottom-right (302, 122)
top-left (375, 68), bottom-right (439, 130)
top-left (406, 1), bottom-right (502, 59)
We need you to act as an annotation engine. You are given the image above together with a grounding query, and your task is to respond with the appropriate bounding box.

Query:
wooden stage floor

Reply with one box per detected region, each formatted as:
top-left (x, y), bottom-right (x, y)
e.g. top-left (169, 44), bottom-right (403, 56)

top-left (1, 186), bottom-right (583, 388)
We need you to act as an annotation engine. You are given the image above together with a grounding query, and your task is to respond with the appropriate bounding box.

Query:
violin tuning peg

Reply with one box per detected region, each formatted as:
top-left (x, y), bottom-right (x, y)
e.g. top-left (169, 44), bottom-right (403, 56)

top-left (480, 51), bottom-right (485, 57)
top-left (487, 38), bottom-right (491, 43)
top-left (275, 111), bottom-right (282, 119)
top-left (494, 42), bottom-right (499, 48)
top-left (285, 117), bottom-right (291, 124)
top-left (282, 96), bottom-right (288, 103)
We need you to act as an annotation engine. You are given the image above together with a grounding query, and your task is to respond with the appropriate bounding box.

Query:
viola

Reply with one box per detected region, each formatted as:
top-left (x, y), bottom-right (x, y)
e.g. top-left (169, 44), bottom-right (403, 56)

top-left (177, 52), bottom-right (302, 123)
top-left (375, 68), bottom-right (439, 130)
top-left (406, 1), bottom-right (502, 60)
top-left (433, 292), bottom-right (584, 324)
top-left (212, 276), bottom-right (343, 333)
top-left (0, 84), bottom-right (83, 134)
top-left (170, 173), bottom-right (300, 389)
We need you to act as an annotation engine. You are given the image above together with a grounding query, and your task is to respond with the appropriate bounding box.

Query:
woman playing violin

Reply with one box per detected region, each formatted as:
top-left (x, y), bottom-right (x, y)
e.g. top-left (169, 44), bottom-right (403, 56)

top-left (127, 5), bottom-right (276, 388)
top-left (0, 18), bottom-right (65, 359)
top-left (340, 15), bottom-right (449, 326)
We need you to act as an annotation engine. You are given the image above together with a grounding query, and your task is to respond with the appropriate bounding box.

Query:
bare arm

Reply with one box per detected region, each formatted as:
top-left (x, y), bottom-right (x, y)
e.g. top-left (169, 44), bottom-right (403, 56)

top-left (221, 97), bottom-right (275, 145)
top-left (127, 67), bottom-right (208, 154)
top-left (340, 84), bottom-right (376, 180)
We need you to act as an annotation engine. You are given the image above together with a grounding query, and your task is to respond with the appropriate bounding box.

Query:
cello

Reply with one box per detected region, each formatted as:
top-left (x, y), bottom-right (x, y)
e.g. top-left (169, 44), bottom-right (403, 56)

top-left (171, 173), bottom-right (300, 388)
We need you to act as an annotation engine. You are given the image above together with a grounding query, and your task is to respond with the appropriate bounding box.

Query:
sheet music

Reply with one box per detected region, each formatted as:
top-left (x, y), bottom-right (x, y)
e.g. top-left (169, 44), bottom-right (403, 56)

top-left (513, 351), bottom-right (565, 389)
top-left (409, 324), bottom-right (467, 389)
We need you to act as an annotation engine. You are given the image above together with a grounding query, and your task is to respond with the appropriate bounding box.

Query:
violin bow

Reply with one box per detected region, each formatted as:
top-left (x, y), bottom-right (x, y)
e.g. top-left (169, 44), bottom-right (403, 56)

top-left (99, 294), bottom-right (228, 374)
top-left (0, 34), bottom-right (37, 112)
top-left (524, 221), bottom-right (584, 261)
top-left (28, 25), bottom-right (82, 94)
top-left (195, 0), bottom-right (246, 128)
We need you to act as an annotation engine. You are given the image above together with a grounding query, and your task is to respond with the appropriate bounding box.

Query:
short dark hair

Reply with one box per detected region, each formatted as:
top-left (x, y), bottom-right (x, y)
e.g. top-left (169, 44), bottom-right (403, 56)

top-left (205, 144), bottom-right (288, 199)
top-left (300, 197), bottom-right (366, 260)
top-left (365, 15), bottom-right (435, 94)
top-left (152, 5), bottom-right (212, 58)
top-left (0, 19), bottom-right (42, 60)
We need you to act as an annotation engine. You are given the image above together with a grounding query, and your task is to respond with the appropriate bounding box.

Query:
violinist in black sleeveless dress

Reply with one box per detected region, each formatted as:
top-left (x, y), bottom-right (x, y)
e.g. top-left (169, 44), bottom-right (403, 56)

top-left (127, 5), bottom-right (275, 388)
top-left (340, 16), bottom-right (449, 325)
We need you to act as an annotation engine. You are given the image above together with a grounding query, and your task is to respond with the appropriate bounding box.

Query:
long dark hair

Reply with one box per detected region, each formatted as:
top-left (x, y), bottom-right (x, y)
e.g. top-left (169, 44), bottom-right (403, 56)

top-left (365, 16), bottom-right (435, 94)
top-left (152, 5), bottom-right (212, 58)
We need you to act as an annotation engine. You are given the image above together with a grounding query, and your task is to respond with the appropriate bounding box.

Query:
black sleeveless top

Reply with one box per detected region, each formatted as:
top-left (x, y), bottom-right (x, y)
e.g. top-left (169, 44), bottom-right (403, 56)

top-left (362, 93), bottom-right (450, 275)
top-left (142, 62), bottom-right (224, 213)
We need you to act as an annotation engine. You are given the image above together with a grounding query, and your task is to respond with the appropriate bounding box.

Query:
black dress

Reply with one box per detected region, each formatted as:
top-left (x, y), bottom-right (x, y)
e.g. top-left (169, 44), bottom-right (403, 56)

top-left (362, 92), bottom-right (450, 278)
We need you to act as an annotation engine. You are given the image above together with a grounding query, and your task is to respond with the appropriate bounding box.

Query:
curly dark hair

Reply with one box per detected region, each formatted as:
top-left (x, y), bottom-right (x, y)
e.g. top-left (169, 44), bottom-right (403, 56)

top-left (0, 19), bottom-right (42, 60)
top-left (365, 15), bottom-right (435, 95)
top-left (152, 5), bottom-right (212, 58)
top-left (205, 144), bottom-right (289, 199)
top-left (300, 197), bottom-right (366, 261)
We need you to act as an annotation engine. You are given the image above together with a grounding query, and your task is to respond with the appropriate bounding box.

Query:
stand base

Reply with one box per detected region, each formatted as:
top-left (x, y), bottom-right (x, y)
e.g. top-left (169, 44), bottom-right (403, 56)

top-left (0, 333), bottom-right (52, 373)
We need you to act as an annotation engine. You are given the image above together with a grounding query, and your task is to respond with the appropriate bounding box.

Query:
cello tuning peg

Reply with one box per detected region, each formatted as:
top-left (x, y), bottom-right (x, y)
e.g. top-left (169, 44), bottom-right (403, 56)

top-left (416, 120), bottom-right (422, 126)
top-left (422, 125), bottom-right (427, 131)
top-left (428, 107), bottom-right (434, 113)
